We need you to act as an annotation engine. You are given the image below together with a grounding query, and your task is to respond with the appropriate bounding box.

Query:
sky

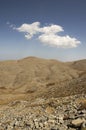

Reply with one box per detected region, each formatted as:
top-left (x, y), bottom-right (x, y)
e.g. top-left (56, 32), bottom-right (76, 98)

top-left (0, 0), bottom-right (86, 61)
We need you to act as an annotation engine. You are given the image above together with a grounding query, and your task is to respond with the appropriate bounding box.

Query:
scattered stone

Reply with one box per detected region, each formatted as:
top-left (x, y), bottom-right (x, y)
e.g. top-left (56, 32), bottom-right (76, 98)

top-left (71, 118), bottom-right (85, 127)
top-left (45, 106), bottom-right (55, 114)
top-left (0, 94), bottom-right (86, 130)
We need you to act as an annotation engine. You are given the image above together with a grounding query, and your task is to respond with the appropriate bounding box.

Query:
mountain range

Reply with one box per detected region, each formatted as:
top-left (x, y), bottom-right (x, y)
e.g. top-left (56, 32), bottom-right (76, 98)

top-left (0, 57), bottom-right (86, 105)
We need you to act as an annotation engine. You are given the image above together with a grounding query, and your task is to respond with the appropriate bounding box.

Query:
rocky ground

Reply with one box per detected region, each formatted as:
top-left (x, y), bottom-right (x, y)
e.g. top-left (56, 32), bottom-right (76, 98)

top-left (0, 94), bottom-right (86, 130)
top-left (0, 58), bottom-right (86, 130)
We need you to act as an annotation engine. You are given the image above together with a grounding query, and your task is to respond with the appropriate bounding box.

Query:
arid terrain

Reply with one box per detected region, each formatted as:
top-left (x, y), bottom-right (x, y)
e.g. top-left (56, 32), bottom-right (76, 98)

top-left (0, 57), bottom-right (86, 105)
top-left (0, 57), bottom-right (86, 130)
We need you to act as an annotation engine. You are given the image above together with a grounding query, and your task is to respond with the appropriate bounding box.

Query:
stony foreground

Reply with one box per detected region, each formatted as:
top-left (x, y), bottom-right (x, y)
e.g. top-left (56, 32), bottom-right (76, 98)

top-left (0, 94), bottom-right (86, 130)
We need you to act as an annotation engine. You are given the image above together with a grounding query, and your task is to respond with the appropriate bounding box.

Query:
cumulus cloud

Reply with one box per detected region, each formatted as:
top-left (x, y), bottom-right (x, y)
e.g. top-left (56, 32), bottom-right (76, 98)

top-left (15, 22), bottom-right (80, 48)
top-left (39, 34), bottom-right (80, 48)
top-left (40, 24), bottom-right (63, 34)
top-left (16, 22), bottom-right (40, 39)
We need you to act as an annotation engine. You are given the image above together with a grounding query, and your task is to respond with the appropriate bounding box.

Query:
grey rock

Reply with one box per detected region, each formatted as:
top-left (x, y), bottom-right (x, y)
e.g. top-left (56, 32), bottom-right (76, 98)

top-left (71, 118), bottom-right (85, 127)
top-left (81, 121), bottom-right (86, 130)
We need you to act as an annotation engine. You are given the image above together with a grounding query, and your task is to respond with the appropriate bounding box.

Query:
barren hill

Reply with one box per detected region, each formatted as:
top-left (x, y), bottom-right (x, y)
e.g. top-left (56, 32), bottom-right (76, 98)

top-left (67, 59), bottom-right (86, 71)
top-left (0, 57), bottom-right (86, 105)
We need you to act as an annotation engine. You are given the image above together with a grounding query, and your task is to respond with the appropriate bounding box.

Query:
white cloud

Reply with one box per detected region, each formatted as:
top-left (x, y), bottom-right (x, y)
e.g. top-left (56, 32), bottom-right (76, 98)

top-left (7, 21), bottom-right (16, 29)
top-left (16, 22), bottom-right (40, 39)
top-left (39, 34), bottom-right (80, 48)
top-left (40, 24), bottom-right (63, 34)
top-left (15, 22), bottom-right (81, 48)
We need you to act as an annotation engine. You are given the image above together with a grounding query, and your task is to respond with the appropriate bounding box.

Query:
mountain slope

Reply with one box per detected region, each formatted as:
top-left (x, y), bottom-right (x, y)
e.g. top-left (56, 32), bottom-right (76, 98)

top-left (67, 59), bottom-right (86, 71)
top-left (0, 57), bottom-right (86, 104)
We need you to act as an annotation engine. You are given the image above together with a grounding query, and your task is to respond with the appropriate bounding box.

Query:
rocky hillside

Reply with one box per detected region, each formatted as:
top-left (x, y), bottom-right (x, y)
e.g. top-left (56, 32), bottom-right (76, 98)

top-left (67, 59), bottom-right (86, 71)
top-left (0, 57), bottom-right (86, 130)
top-left (0, 57), bottom-right (86, 104)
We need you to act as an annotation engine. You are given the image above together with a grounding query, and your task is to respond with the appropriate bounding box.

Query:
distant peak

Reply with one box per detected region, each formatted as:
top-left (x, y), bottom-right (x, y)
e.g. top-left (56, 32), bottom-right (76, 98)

top-left (23, 56), bottom-right (38, 60)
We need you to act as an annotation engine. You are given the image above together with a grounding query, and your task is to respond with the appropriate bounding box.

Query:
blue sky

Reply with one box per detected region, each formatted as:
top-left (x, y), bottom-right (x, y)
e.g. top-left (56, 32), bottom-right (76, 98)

top-left (0, 0), bottom-right (86, 61)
